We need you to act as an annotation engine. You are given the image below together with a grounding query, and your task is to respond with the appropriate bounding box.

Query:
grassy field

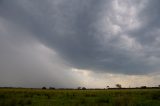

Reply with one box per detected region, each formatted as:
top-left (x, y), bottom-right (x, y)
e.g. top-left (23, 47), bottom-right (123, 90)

top-left (0, 88), bottom-right (160, 106)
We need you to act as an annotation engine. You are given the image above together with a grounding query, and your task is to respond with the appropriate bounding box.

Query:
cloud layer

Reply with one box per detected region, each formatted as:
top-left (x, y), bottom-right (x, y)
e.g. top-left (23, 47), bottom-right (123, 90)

top-left (0, 0), bottom-right (160, 87)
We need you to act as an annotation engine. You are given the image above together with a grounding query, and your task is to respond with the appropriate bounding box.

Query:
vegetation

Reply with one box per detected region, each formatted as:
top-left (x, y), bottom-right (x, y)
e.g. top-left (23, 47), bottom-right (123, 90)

top-left (0, 88), bottom-right (160, 106)
top-left (116, 84), bottom-right (122, 88)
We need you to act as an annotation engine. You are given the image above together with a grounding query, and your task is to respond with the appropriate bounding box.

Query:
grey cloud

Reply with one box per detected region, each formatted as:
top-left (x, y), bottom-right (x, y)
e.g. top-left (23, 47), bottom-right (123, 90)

top-left (0, 37), bottom-right (79, 88)
top-left (0, 19), bottom-right (79, 88)
top-left (0, 0), bottom-right (160, 79)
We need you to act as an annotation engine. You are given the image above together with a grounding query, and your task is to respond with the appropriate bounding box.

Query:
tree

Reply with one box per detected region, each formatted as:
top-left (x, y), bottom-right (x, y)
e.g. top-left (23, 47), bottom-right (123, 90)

top-left (106, 86), bottom-right (110, 89)
top-left (82, 87), bottom-right (86, 90)
top-left (77, 87), bottom-right (81, 90)
top-left (116, 84), bottom-right (122, 88)
top-left (49, 87), bottom-right (55, 90)
top-left (141, 86), bottom-right (147, 89)
top-left (42, 87), bottom-right (47, 89)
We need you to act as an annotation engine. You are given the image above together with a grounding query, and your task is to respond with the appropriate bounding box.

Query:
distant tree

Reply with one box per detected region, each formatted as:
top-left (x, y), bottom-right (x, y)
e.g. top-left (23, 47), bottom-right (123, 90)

top-left (116, 84), bottom-right (122, 88)
top-left (82, 87), bottom-right (86, 90)
top-left (49, 87), bottom-right (55, 90)
top-left (106, 86), bottom-right (110, 89)
top-left (77, 87), bottom-right (81, 90)
top-left (42, 87), bottom-right (47, 89)
top-left (159, 85), bottom-right (160, 88)
top-left (141, 86), bottom-right (147, 89)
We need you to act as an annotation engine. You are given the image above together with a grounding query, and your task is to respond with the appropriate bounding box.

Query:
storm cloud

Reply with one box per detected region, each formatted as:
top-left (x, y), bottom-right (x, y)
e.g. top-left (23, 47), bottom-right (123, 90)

top-left (0, 0), bottom-right (160, 87)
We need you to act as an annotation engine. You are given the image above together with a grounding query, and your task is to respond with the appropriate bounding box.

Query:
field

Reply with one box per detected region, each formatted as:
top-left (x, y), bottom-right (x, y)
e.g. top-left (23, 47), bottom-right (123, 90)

top-left (0, 88), bottom-right (160, 106)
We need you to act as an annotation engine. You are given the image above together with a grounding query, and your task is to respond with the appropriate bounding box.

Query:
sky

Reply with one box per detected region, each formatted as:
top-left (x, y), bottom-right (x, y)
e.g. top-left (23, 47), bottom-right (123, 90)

top-left (0, 0), bottom-right (160, 88)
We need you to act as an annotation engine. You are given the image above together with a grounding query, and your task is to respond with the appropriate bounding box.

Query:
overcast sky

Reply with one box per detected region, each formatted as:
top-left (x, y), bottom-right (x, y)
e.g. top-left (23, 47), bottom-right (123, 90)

top-left (0, 0), bottom-right (160, 88)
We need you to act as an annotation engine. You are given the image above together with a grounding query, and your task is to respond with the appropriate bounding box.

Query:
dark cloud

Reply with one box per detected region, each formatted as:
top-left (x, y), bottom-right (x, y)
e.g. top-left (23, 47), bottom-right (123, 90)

top-left (0, 0), bottom-right (160, 88)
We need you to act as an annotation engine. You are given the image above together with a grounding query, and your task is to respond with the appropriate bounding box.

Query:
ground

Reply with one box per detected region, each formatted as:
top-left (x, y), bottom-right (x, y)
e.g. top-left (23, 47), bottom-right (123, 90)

top-left (0, 88), bottom-right (160, 106)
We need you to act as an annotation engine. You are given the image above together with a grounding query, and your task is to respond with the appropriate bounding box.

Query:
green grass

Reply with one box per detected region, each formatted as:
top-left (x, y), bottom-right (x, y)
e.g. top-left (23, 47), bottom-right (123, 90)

top-left (0, 88), bottom-right (160, 106)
